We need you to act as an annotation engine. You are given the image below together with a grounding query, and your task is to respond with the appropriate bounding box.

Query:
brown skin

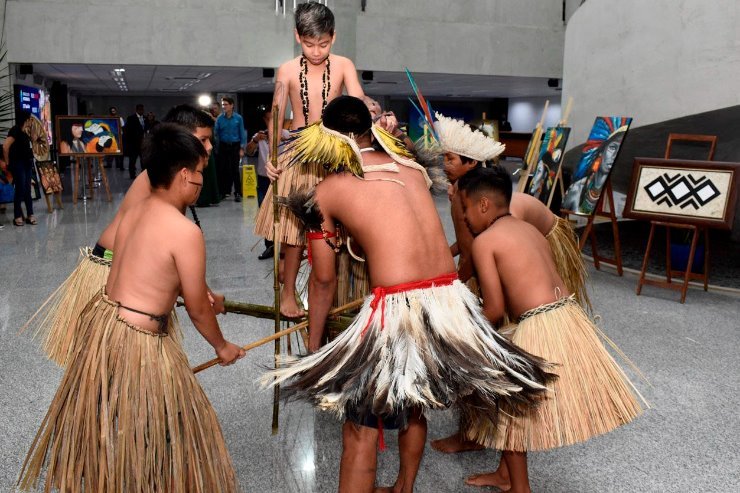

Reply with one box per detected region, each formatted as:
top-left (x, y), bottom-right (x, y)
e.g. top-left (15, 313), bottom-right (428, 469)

top-left (435, 160), bottom-right (558, 453)
top-left (265, 32), bottom-right (365, 318)
top-left (460, 188), bottom-right (567, 492)
top-left (98, 127), bottom-right (225, 314)
top-left (309, 135), bottom-right (452, 492)
top-left (106, 158), bottom-right (244, 365)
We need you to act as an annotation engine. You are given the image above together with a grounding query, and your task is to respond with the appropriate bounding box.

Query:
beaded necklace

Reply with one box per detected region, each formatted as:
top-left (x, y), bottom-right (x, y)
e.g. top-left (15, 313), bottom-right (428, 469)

top-left (299, 55), bottom-right (331, 124)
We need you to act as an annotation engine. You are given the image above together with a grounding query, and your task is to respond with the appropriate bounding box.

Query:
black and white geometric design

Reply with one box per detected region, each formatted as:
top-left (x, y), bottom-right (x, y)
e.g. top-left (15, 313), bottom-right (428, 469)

top-left (643, 173), bottom-right (721, 209)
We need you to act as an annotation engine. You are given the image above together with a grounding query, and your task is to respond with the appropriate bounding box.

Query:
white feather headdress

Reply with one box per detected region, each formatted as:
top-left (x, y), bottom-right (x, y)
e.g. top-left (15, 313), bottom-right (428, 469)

top-left (434, 112), bottom-right (505, 162)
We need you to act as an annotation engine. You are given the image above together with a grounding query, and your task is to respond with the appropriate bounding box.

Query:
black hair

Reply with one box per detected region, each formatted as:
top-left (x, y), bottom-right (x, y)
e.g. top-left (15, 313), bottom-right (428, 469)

top-left (322, 96), bottom-right (372, 136)
top-left (135, 104), bottom-right (144, 110)
top-left (16, 111), bottom-right (32, 128)
top-left (143, 123), bottom-right (208, 189)
top-left (457, 166), bottom-right (513, 206)
top-left (295, 2), bottom-right (335, 37)
top-left (163, 104), bottom-right (215, 130)
top-left (221, 96), bottom-right (234, 106)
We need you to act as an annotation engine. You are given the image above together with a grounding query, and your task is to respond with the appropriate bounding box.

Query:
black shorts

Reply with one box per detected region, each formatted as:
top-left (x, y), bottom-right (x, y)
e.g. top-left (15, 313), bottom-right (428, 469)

top-left (345, 406), bottom-right (409, 431)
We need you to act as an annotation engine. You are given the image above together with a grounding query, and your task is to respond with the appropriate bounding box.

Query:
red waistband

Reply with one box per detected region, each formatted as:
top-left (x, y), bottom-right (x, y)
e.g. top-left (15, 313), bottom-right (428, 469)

top-left (362, 272), bottom-right (458, 336)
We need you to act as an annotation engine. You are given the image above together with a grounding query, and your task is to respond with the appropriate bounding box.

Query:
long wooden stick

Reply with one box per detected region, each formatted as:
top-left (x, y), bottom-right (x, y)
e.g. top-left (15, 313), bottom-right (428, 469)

top-left (270, 101), bottom-right (282, 434)
top-left (192, 298), bottom-right (365, 374)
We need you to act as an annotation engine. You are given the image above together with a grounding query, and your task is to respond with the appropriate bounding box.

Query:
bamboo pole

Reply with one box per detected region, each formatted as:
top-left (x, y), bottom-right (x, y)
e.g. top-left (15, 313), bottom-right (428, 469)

top-left (191, 298), bottom-right (365, 374)
top-left (270, 100), bottom-right (282, 434)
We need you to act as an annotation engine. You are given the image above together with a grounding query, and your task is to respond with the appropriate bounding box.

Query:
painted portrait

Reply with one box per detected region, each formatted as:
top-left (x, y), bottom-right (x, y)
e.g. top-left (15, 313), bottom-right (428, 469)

top-left (56, 116), bottom-right (122, 156)
top-left (562, 116), bottom-right (632, 216)
top-left (528, 126), bottom-right (570, 204)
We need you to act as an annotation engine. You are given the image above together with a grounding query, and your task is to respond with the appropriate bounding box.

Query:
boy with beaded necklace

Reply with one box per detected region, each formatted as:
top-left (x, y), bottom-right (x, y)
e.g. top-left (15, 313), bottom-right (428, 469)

top-left (254, 1), bottom-right (364, 318)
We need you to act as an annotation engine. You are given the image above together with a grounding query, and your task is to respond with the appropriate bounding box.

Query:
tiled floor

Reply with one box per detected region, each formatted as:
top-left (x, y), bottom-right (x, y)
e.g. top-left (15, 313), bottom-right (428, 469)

top-left (1, 168), bottom-right (738, 492)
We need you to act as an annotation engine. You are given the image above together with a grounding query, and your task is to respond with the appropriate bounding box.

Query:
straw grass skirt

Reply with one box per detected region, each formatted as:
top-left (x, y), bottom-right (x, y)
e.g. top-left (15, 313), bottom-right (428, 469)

top-left (18, 290), bottom-right (239, 493)
top-left (23, 247), bottom-right (111, 367)
top-left (546, 217), bottom-right (592, 312)
top-left (464, 296), bottom-right (642, 452)
top-left (23, 247), bottom-right (183, 368)
top-left (263, 273), bottom-right (553, 428)
top-left (253, 148), bottom-right (328, 246)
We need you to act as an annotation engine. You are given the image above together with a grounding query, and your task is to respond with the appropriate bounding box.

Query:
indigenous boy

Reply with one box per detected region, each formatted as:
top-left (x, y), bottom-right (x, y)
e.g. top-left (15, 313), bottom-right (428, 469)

top-left (457, 167), bottom-right (642, 492)
top-left (18, 124), bottom-right (245, 492)
top-left (264, 97), bottom-right (553, 493)
top-left (253, 1), bottom-right (364, 317)
top-left (26, 105), bottom-right (225, 367)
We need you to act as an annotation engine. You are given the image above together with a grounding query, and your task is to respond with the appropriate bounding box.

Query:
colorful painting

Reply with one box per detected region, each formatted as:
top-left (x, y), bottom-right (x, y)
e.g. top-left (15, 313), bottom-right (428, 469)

top-left (37, 161), bottom-right (63, 195)
top-left (527, 126), bottom-right (570, 204)
top-left (562, 116), bottom-right (632, 216)
top-left (56, 116), bottom-right (122, 156)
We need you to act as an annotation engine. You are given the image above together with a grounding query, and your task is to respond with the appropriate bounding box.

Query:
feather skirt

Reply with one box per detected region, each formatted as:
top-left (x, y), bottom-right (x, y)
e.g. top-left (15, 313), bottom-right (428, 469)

top-left (464, 297), bottom-right (642, 452)
top-left (262, 275), bottom-right (554, 427)
top-left (547, 217), bottom-right (592, 313)
top-left (253, 147), bottom-right (328, 246)
top-left (18, 290), bottom-right (238, 493)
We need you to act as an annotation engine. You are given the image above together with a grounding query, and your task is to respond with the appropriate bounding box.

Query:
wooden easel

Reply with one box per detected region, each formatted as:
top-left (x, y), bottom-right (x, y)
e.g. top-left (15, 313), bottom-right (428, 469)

top-left (43, 190), bottom-right (63, 212)
top-left (517, 100), bottom-right (549, 193)
top-left (562, 178), bottom-right (623, 275)
top-left (72, 155), bottom-right (111, 204)
top-left (635, 133), bottom-right (717, 303)
top-left (544, 97), bottom-right (574, 208)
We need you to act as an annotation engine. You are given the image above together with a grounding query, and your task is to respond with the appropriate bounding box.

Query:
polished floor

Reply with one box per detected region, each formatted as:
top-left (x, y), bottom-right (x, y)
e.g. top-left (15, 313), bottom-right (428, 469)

top-left (1, 168), bottom-right (739, 492)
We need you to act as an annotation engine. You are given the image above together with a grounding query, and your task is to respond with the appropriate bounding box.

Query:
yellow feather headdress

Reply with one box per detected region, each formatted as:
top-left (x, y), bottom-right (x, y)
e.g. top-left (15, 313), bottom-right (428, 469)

top-left (284, 122), bottom-right (364, 178)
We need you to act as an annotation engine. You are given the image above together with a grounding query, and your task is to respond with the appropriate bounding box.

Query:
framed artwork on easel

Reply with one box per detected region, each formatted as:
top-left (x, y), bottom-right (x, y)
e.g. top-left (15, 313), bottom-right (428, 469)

top-left (562, 116), bottom-right (633, 216)
top-left (528, 126), bottom-right (571, 205)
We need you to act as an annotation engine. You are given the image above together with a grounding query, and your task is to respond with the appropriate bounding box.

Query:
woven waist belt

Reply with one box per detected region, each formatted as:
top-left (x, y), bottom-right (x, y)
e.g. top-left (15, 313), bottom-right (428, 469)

top-left (517, 295), bottom-right (576, 323)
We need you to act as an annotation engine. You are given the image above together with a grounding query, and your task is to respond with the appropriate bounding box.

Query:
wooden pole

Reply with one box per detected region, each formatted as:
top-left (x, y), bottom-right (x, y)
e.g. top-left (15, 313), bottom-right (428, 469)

top-left (270, 100), bottom-right (282, 434)
top-left (192, 298), bottom-right (364, 374)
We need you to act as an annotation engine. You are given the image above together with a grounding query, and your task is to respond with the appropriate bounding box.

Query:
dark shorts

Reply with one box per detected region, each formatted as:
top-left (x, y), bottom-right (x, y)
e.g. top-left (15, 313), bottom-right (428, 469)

top-left (345, 407), bottom-right (409, 431)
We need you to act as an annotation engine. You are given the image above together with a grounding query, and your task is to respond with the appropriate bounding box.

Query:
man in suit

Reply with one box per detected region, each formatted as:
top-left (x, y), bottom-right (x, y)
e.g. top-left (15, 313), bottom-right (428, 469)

top-left (124, 104), bottom-right (146, 178)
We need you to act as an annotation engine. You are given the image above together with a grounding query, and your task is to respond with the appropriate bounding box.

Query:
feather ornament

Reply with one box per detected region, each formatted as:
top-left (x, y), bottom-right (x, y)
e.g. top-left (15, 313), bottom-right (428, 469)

top-left (284, 122), bottom-right (364, 178)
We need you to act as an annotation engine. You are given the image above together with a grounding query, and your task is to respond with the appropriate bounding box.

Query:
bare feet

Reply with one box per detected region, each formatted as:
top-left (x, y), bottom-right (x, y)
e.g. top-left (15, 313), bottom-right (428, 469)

top-left (373, 488), bottom-right (394, 493)
top-left (280, 288), bottom-right (305, 318)
top-left (430, 432), bottom-right (485, 454)
top-left (464, 471), bottom-right (511, 490)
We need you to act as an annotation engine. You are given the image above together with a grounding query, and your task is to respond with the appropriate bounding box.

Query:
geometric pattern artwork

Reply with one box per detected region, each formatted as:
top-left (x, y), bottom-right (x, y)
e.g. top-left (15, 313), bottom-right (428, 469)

top-left (644, 173), bottom-right (721, 209)
top-left (628, 163), bottom-right (735, 223)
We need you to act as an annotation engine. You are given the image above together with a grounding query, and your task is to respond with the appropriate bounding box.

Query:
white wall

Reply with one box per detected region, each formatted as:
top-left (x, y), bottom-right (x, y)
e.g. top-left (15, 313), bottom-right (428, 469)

top-left (508, 97), bottom-right (562, 133)
top-left (562, 0), bottom-right (740, 148)
top-left (7, 0), bottom-right (565, 78)
top-left (355, 0), bottom-right (565, 76)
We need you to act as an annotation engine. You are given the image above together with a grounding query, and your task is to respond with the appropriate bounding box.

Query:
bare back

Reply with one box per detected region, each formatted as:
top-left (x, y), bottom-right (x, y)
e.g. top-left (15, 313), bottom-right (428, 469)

top-left (97, 171), bottom-right (152, 250)
top-left (106, 195), bottom-right (204, 331)
top-left (509, 192), bottom-right (557, 237)
top-left (280, 54), bottom-right (363, 129)
top-left (317, 161), bottom-right (454, 287)
top-left (474, 217), bottom-right (568, 320)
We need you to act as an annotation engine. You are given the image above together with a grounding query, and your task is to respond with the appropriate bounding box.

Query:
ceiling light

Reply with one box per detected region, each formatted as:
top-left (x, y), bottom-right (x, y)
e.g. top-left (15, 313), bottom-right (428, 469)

top-left (198, 95), bottom-right (212, 107)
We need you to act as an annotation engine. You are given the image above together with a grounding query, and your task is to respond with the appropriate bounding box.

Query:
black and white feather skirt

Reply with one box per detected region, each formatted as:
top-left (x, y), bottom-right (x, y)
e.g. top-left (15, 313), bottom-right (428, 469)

top-left (262, 273), bottom-right (554, 426)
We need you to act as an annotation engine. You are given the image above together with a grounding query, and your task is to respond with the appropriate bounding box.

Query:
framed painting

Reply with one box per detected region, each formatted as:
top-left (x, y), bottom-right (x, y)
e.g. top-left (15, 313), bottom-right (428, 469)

top-left (623, 158), bottom-right (740, 230)
top-left (56, 116), bottom-right (122, 156)
top-left (527, 126), bottom-right (570, 204)
top-left (562, 116), bottom-right (633, 216)
top-left (37, 161), bottom-right (63, 195)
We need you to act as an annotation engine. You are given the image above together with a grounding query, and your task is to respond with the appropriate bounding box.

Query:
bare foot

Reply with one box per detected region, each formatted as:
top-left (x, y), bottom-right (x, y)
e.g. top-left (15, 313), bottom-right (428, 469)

top-left (464, 471), bottom-right (511, 490)
top-left (280, 289), bottom-right (305, 318)
top-left (373, 488), bottom-right (394, 493)
top-left (430, 432), bottom-right (485, 454)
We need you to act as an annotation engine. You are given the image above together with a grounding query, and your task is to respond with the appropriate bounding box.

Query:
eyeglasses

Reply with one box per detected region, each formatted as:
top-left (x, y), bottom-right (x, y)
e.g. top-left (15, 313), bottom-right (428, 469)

top-left (188, 180), bottom-right (203, 188)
